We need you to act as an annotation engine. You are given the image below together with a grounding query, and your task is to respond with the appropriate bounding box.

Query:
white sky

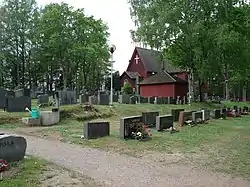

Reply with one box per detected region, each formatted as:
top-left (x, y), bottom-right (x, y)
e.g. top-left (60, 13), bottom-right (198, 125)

top-left (37, 0), bottom-right (135, 73)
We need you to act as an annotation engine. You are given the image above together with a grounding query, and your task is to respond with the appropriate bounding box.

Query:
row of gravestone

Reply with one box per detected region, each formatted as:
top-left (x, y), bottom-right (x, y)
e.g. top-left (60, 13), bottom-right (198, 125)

top-left (119, 95), bottom-right (187, 104)
top-left (83, 106), bottom-right (248, 140)
top-left (80, 94), bottom-right (119, 105)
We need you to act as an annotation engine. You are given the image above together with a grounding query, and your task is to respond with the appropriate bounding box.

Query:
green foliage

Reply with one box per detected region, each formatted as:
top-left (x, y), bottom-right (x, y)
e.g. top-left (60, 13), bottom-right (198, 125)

top-left (0, 1), bottom-right (110, 92)
top-left (129, 0), bottom-right (250, 100)
top-left (122, 82), bottom-right (133, 94)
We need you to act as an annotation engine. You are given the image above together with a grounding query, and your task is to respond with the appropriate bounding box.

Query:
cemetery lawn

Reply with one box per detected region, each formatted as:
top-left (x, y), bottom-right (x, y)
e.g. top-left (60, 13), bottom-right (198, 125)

top-left (1, 102), bottom-right (250, 178)
top-left (1, 157), bottom-right (45, 187)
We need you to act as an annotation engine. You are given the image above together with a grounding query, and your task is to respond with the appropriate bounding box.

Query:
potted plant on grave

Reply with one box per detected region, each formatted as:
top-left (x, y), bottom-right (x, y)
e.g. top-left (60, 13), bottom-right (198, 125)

top-left (130, 122), bottom-right (152, 141)
top-left (0, 159), bottom-right (8, 180)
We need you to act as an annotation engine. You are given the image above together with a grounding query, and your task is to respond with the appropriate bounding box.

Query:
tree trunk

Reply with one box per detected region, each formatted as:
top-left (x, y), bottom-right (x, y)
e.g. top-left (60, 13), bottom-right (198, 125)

top-left (63, 69), bottom-right (67, 91)
top-left (198, 78), bottom-right (203, 102)
top-left (225, 80), bottom-right (229, 100)
top-left (242, 84), bottom-right (247, 102)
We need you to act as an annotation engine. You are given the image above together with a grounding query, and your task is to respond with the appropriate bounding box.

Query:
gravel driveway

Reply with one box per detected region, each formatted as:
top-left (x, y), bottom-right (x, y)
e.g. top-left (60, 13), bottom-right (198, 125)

top-left (6, 132), bottom-right (250, 187)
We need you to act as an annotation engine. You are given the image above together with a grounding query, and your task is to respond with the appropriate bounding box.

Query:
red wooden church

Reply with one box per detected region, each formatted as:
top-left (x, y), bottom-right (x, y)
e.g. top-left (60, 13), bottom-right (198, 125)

top-left (120, 47), bottom-right (188, 97)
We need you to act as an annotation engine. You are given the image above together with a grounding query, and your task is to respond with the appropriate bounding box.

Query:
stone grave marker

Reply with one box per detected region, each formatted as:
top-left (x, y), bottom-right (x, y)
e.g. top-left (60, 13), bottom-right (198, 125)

top-left (178, 111), bottom-right (193, 127)
top-left (201, 109), bottom-right (210, 121)
top-left (0, 134), bottom-right (27, 162)
top-left (142, 112), bottom-right (159, 127)
top-left (156, 115), bottom-right (173, 131)
top-left (14, 88), bottom-right (30, 97)
top-left (148, 97), bottom-right (154, 104)
top-left (79, 94), bottom-right (89, 104)
top-left (243, 106), bottom-right (249, 112)
top-left (113, 94), bottom-right (119, 102)
top-left (98, 94), bottom-right (109, 105)
top-left (120, 115), bottom-right (142, 139)
top-left (156, 97), bottom-right (163, 104)
top-left (6, 96), bottom-right (31, 112)
top-left (37, 94), bottom-right (49, 105)
top-left (171, 109), bottom-right (185, 122)
top-left (118, 95), bottom-right (130, 104)
top-left (84, 122), bottom-right (110, 139)
top-left (170, 97), bottom-right (176, 104)
top-left (57, 91), bottom-right (77, 105)
top-left (192, 111), bottom-right (203, 123)
top-left (212, 109), bottom-right (221, 119)
top-left (139, 96), bottom-right (148, 104)
top-left (89, 96), bottom-right (98, 105)
top-left (6, 90), bottom-right (15, 97)
top-left (0, 88), bottom-right (6, 109)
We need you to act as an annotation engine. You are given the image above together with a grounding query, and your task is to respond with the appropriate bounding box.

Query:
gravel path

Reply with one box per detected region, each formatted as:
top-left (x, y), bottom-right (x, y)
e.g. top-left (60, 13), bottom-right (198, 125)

top-left (7, 132), bottom-right (250, 187)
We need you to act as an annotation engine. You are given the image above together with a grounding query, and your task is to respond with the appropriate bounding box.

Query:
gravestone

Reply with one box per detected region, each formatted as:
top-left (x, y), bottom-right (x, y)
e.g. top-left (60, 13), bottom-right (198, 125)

top-left (113, 94), bottom-right (119, 102)
top-left (201, 109), bottom-right (210, 121)
top-left (57, 91), bottom-right (77, 105)
top-left (139, 96), bottom-right (148, 104)
top-left (212, 109), bottom-right (221, 119)
top-left (142, 112), bottom-right (159, 127)
top-left (0, 134), bottom-right (27, 162)
top-left (84, 122), bottom-right (110, 139)
top-left (118, 95), bottom-right (130, 104)
top-left (192, 111), bottom-right (203, 123)
top-left (171, 109), bottom-right (185, 122)
top-left (0, 88), bottom-right (6, 109)
top-left (156, 97), bottom-right (163, 104)
top-left (98, 94), bottom-right (109, 105)
top-left (79, 94), bottom-right (89, 104)
top-left (148, 97), bottom-right (154, 104)
top-left (243, 106), bottom-right (249, 112)
top-left (156, 115), bottom-right (173, 131)
top-left (162, 97), bottom-right (168, 104)
top-left (15, 88), bottom-right (30, 97)
top-left (89, 96), bottom-right (98, 105)
top-left (6, 96), bottom-right (31, 112)
top-left (233, 106), bottom-right (238, 113)
top-left (37, 94), bottom-right (49, 105)
top-left (170, 97), bottom-right (176, 104)
top-left (120, 115), bottom-right (142, 139)
top-left (178, 111), bottom-right (193, 126)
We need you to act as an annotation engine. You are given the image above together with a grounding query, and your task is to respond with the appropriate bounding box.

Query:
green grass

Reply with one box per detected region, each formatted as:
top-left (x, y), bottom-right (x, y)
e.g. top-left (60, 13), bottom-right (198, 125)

top-left (1, 157), bottom-right (45, 187)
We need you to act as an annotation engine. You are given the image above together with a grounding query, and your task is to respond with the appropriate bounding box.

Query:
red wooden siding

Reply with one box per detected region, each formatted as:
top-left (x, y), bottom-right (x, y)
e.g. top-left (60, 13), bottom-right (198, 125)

top-left (140, 84), bottom-right (175, 97)
top-left (127, 50), bottom-right (147, 78)
top-left (176, 72), bottom-right (188, 81)
top-left (174, 83), bottom-right (188, 97)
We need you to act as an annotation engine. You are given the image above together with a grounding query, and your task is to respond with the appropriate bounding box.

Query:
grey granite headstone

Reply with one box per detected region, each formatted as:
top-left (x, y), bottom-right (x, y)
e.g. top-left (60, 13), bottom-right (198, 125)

top-left (148, 97), bottom-right (154, 104)
top-left (6, 96), bottom-right (31, 112)
top-left (37, 94), bottom-right (49, 104)
top-left (113, 94), bottom-right (119, 102)
top-left (15, 88), bottom-right (30, 97)
top-left (156, 97), bottom-right (163, 104)
top-left (171, 109), bottom-right (185, 122)
top-left (0, 88), bottom-right (6, 109)
top-left (0, 134), bottom-right (27, 162)
top-left (142, 111), bottom-right (159, 127)
top-left (79, 94), bottom-right (89, 103)
top-left (201, 110), bottom-right (210, 121)
top-left (120, 115), bottom-right (142, 139)
top-left (156, 115), bottom-right (173, 131)
top-left (89, 96), bottom-right (98, 105)
top-left (118, 95), bottom-right (130, 104)
top-left (84, 122), bottom-right (110, 139)
top-left (212, 109), bottom-right (221, 119)
top-left (57, 91), bottom-right (77, 105)
top-left (98, 94), bottom-right (109, 105)
top-left (140, 96), bottom-right (148, 104)
top-left (192, 111), bottom-right (203, 123)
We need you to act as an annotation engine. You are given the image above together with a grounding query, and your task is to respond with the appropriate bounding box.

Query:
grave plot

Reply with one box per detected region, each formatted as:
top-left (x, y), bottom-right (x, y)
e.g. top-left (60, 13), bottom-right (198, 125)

top-left (84, 122), bottom-right (110, 139)
top-left (0, 134), bottom-right (27, 162)
top-left (120, 115), bottom-right (151, 141)
top-left (192, 111), bottom-right (203, 124)
top-left (171, 109), bottom-right (184, 122)
top-left (178, 111), bottom-right (194, 127)
top-left (142, 111), bottom-right (159, 127)
top-left (156, 115), bottom-right (174, 132)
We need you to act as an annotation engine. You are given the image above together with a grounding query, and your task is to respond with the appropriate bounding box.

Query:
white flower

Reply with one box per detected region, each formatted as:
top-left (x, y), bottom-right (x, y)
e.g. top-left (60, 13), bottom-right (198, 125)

top-left (137, 132), bottom-right (142, 136)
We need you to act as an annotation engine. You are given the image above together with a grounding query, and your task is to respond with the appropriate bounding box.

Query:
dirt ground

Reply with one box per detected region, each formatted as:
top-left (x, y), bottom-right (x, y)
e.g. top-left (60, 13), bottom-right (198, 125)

top-left (40, 164), bottom-right (102, 187)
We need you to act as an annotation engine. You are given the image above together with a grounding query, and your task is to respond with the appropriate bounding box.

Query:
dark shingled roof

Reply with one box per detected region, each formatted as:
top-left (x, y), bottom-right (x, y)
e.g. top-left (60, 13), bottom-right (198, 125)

top-left (139, 71), bottom-right (187, 85)
top-left (136, 47), bottom-right (183, 73)
top-left (125, 71), bottom-right (141, 79)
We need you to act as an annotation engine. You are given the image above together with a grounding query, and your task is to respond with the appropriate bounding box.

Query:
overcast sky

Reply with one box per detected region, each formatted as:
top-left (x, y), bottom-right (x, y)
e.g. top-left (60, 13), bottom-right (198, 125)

top-left (37, 0), bottom-right (135, 73)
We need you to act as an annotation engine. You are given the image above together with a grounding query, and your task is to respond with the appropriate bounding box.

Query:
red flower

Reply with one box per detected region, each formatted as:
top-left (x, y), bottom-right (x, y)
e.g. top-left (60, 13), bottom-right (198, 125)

top-left (0, 159), bottom-right (7, 172)
top-left (150, 134), bottom-right (152, 136)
